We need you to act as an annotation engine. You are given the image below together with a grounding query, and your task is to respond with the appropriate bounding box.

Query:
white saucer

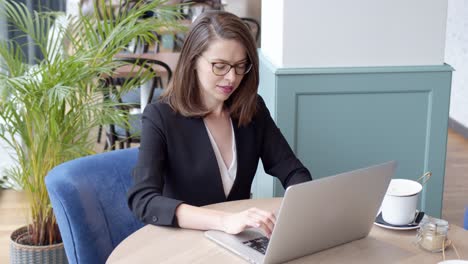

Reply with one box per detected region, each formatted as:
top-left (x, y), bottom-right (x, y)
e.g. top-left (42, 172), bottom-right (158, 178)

top-left (373, 212), bottom-right (427, 230)
top-left (438, 261), bottom-right (468, 264)
top-left (373, 221), bottom-right (421, 230)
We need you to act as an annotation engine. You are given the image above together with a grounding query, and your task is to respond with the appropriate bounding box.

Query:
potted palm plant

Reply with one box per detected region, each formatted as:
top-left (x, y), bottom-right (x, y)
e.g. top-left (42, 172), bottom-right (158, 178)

top-left (0, 0), bottom-right (182, 262)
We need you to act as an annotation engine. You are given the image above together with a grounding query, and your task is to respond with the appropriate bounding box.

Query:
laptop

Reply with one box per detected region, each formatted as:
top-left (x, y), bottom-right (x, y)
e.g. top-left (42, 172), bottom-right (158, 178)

top-left (205, 161), bottom-right (397, 264)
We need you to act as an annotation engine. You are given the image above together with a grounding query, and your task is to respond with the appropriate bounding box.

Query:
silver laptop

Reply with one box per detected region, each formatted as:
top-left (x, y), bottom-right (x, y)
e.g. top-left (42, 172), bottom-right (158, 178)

top-left (205, 161), bottom-right (396, 264)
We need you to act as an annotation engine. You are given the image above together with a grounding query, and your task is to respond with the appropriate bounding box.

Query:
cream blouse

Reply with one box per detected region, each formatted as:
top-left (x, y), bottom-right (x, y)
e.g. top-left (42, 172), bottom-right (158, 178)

top-left (203, 118), bottom-right (237, 197)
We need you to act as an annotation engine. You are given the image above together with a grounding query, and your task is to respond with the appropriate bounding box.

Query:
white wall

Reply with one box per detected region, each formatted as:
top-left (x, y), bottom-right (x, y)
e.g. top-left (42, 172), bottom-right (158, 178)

top-left (262, 0), bottom-right (448, 68)
top-left (0, 119), bottom-right (17, 183)
top-left (0, 144), bottom-right (15, 179)
top-left (445, 0), bottom-right (468, 128)
top-left (261, 0), bottom-right (283, 66)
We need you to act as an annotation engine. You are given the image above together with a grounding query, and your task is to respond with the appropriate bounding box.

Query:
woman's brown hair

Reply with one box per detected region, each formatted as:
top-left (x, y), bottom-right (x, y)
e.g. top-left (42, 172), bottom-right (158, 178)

top-left (159, 11), bottom-right (259, 126)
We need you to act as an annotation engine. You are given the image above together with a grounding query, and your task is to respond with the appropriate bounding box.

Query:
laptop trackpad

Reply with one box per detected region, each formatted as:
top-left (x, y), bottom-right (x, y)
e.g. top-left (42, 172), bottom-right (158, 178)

top-left (205, 229), bottom-right (266, 263)
top-left (237, 229), bottom-right (265, 241)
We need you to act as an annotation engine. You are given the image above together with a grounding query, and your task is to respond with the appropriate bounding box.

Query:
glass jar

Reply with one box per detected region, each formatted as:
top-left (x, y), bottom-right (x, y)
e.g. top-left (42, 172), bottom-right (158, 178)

top-left (416, 217), bottom-right (449, 252)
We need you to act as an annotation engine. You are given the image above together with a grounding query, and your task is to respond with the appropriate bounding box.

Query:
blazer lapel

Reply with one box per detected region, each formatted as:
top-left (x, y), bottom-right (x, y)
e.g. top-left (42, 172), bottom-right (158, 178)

top-left (198, 118), bottom-right (229, 201)
top-left (227, 118), bottom-right (246, 200)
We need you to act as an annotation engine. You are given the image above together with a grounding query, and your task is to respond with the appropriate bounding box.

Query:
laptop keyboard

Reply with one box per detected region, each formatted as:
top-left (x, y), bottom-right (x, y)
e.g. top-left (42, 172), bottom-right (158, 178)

top-left (243, 237), bottom-right (269, 254)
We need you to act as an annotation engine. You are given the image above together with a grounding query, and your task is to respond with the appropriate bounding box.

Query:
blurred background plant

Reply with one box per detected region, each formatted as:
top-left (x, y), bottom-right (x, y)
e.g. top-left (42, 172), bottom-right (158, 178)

top-left (0, 0), bottom-right (181, 245)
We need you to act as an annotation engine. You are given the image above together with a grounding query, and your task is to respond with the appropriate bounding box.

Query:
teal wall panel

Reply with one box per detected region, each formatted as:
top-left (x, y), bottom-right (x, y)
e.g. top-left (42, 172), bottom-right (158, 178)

top-left (253, 50), bottom-right (453, 218)
top-left (295, 91), bottom-right (429, 179)
top-left (253, 51), bottom-right (280, 199)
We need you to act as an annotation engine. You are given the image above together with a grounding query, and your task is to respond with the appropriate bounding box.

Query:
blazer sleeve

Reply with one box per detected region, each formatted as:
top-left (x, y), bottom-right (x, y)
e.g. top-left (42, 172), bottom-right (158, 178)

top-left (257, 96), bottom-right (312, 188)
top-left (127, 103), bottom-right (184, 227)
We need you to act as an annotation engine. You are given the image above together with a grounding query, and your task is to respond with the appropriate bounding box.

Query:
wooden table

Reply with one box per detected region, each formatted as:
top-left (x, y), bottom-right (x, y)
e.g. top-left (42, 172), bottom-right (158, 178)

top-left (107, 198), bottom-right (467, 263)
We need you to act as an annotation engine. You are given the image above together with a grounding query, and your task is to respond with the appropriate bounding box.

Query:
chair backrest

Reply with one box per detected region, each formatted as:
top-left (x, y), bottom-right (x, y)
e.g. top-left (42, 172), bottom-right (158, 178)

top-left (180, 0), bottom-right (222, 9)
top-left (45, 148), bottom-right (143, 264)
top-left (126, 36), bottom-right (150, 54)
top-left (103, 58), bottom-right (173, 148)
top-left (464, 207), bottom-right (468, 230)
top-left (109, 58), bottom-right (173, 105)
top-left (241, 17), bottom-right (260, 44)
top-left (180, 0), bottom-right (222, 20)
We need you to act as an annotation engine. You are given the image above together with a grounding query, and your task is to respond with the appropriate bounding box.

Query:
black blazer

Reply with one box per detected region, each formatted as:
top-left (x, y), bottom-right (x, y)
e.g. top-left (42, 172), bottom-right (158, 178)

top-left (127, 96), bottom-right (312, 227)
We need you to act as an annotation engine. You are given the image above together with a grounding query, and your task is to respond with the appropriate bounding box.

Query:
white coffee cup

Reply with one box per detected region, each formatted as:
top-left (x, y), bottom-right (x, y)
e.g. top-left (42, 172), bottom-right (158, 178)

top-left (381, 179), bottom-right (422, 225)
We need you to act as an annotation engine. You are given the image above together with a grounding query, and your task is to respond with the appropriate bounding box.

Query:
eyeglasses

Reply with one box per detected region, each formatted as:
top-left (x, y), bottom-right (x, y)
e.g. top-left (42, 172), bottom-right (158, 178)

top-left (200, 55), bottom-right (253, 76)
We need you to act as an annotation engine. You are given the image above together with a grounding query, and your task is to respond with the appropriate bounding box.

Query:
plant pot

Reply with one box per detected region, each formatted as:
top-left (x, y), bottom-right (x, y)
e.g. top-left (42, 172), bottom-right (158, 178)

top-left (10, 226), bottom-right (68, 264)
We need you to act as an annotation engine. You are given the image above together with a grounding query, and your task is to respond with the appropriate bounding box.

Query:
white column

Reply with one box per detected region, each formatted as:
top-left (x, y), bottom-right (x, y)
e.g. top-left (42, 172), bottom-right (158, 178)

top-left (445, 0), bottom-right (468, 128)
top-left (261, 0), bottom-right (448, 68)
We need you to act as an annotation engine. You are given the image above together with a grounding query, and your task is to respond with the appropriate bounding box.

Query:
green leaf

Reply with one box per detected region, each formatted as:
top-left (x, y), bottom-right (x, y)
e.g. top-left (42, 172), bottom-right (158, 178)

top-left (0, 0), bottom-right (183, 245)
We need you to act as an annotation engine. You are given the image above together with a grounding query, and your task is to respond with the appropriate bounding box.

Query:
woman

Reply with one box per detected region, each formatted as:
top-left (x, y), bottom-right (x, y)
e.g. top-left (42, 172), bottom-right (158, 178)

top-left (127, 11), bottom-right (312, 238)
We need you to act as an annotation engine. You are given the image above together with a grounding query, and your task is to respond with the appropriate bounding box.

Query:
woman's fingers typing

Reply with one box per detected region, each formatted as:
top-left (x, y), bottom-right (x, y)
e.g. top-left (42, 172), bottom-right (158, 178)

top-left (246, 208), bottom-right (276, 237)
top-left (221, 207), bottom-right (277, 238)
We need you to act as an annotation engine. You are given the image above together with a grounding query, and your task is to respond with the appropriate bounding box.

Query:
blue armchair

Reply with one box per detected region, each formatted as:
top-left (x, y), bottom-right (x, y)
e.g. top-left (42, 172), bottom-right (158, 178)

top-left (465, 207), bottom-right (468, 230)
top-left (45, 148), bottom-right (144, 264)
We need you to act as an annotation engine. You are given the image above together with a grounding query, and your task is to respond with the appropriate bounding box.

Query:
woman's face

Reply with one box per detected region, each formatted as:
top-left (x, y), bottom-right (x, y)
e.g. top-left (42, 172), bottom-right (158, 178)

top-left (195, 38), bottom-right (248, 109)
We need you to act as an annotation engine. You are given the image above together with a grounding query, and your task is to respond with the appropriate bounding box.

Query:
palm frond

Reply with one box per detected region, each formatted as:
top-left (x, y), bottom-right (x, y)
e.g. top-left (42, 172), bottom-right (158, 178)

top-left (0, 40), bottom-right (27, 77)
top-left (0, 0), bottom-right (183, 245)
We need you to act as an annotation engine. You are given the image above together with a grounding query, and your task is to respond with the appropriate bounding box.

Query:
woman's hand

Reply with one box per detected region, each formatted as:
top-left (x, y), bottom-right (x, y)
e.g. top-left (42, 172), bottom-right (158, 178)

top-left (220, 207), bottom-right (277, 238)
